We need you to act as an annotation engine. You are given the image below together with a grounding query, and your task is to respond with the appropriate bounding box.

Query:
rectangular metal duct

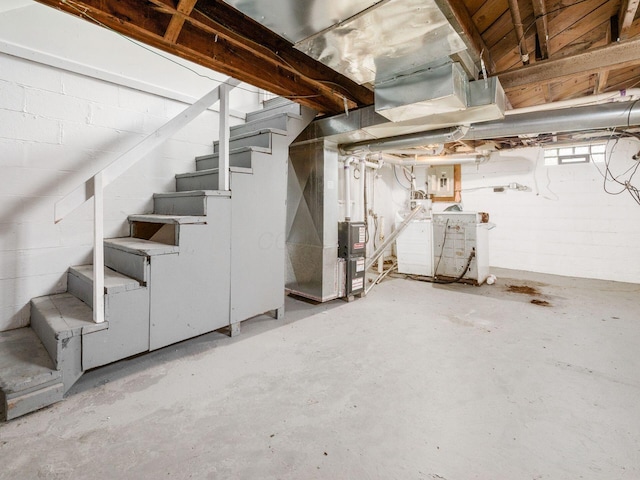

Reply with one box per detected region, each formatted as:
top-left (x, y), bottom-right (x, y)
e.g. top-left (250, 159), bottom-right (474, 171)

top-left (222, 0), bottom-right (380, 44)
top-left (375, 62), bottom-right (469, 122)
top-left (285, 140), bottom-right (341, 302)
top-left (294, 0), bottom-right (467, 85)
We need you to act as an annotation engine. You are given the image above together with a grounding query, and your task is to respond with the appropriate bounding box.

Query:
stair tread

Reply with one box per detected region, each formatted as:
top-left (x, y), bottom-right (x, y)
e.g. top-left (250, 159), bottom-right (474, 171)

top-left (0, 328), bottom-right (61, 394)
top-left (214, 127), bottom-right (286, 143)
top-left (195, 146), bottom-right (270, 161)
top-left (31, 293), bottom-right (107, 341)
top-left (128, 214), bottom-right (206, 225)
top-left (105, 237), bottom-right (179, 256)
top-left (176, 167), bottom-right (252, 179)
top-left (153, 190), bottom-right (231, 199)
top-left (69, 265), bottom-right (143, 293)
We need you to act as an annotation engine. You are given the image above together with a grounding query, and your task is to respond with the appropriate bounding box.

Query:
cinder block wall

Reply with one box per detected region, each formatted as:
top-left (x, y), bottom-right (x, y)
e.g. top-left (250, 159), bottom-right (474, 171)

top-left (343, 143), bottom-right (640, 284)
top-left (460, 145), bottom-right (640, 283)
top-left (0, 51), bottom-right (250, 331)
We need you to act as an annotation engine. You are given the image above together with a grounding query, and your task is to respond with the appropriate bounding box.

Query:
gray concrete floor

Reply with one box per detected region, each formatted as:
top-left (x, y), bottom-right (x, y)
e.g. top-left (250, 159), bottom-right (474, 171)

top-left (1, 268), bottom-right (639, 479)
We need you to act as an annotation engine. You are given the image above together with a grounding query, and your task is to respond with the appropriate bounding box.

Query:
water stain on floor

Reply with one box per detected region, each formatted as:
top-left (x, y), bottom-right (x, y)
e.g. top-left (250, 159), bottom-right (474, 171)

top-left (507, 285), bottom-right (553, 307)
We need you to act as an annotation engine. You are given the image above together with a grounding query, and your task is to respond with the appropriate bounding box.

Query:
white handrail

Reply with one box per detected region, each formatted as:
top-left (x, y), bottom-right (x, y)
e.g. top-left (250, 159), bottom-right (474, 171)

top-left (55, 77), bottom-right (240, 323)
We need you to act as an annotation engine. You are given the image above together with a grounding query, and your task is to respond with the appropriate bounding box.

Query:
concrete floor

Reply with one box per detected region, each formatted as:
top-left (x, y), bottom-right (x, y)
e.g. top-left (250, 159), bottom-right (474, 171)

top-left (0, 268), bottom-right (639, 479)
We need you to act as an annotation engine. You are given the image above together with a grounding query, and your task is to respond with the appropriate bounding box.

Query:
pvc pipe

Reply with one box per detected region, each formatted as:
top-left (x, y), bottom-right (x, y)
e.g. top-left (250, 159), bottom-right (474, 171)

top-left (359, 158), bottom-right (366, 222)
top-left (344, 157), bottom-right (352, 221)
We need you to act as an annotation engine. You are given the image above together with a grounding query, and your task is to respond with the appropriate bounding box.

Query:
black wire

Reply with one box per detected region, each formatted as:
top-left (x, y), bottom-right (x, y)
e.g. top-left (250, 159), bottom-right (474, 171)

top-left (433, 219), bottom-right (450, 279)
top-left (406, 249), bottom-right (476, 285)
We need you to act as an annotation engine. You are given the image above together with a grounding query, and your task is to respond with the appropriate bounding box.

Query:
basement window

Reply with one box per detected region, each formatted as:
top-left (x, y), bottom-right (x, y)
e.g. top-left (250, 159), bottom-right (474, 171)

top-left (544, 142), bottom-right (606, 165)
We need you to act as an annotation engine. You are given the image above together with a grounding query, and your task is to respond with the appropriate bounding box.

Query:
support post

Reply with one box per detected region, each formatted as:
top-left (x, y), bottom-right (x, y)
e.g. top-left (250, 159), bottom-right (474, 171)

top-left (218, 82), bottom-right (230, 191)
top-left (93, 172), bottom-right (105, 323)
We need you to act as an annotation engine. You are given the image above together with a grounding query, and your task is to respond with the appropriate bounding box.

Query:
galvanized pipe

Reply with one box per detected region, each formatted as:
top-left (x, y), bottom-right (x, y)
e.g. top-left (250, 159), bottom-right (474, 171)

top-left (340, 100), bottom-right (640, 153)
top-left (342, 126), bottom-right (467, 153)
top-left (465, 101), bottom-right (640, 140)
top-left (365, 204), bottom-right (424, 270)
top-left (373, 152), bottom-right (488, 166)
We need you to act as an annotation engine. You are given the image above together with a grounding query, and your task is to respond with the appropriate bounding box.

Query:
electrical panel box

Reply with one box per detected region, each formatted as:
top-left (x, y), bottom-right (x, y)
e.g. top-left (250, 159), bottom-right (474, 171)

top-left (427, 165), bottom-right (455, 198)
top-left (338, 221), bottom-right (366, 258)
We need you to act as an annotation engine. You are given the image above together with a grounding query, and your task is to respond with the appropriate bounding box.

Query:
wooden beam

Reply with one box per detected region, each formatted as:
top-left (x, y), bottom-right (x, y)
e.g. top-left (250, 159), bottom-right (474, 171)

top-left (507, 0), bottom-right (530, 65)
top-left (498, 37), bottom-right (640, 91)
top-left (594, 22), bottom-right (612, 93)
top-left (192, 0), bottom-right (373, 108)
top-left (163, 0), bottom-right (198, 43)
top-left (619, 0), bottom-right (640, 39)
top-left (34, 0), bottom-right (373, 115)
top-left (531, 0), bottom-right (549, 60)
top-left (433, 0), bottom-right (496, 75)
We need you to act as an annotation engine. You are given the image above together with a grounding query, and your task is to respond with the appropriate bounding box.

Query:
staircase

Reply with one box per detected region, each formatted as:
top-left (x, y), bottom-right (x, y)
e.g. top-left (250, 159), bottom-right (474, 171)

top-left (0, 98), bottom-right (315, 421)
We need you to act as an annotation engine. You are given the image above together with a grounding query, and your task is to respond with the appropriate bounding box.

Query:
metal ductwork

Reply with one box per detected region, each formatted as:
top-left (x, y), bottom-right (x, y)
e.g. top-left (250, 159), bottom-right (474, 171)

top-left (337, 100), bottom-right (640, 153)
top-left (342, 126), bottom-right (467, 153)
top-left (464, 101), bottom-right (640, 141)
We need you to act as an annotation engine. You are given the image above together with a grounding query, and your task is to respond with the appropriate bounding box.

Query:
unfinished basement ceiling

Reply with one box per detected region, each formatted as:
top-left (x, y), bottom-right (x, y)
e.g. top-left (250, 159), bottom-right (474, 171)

top-left (33, 0), bottom-right (640, 114)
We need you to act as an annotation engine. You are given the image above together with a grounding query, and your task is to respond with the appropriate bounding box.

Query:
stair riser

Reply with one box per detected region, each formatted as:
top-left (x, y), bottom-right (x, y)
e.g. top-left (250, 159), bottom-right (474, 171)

top-left (154, 195), bottom-right (206, 215)
top-left (30, 299), bottom-right (84, 392)
top-left (1, 383), bottom-right (64, 421)
top-left (213, 130), bottom-right (272, 153)
top-left (245, 102), bottom-right (302, 123)
top-left (67, 270), bottom-right (93, 308)
top-left (104, 247), bottom-right (149, 284)
top-left (195, 149), bottom-right (253, 171)
top-left (230, 114), bottom-right (290, 138)
top-left (176, 173), bottom-right (219, 192)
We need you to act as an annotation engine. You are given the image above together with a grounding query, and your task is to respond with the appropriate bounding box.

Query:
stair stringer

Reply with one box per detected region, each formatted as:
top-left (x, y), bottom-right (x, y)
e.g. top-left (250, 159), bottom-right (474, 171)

top-left (147, 197), bottom-right (231, 350)
top-left (228, 106), bottom-right (315, 324)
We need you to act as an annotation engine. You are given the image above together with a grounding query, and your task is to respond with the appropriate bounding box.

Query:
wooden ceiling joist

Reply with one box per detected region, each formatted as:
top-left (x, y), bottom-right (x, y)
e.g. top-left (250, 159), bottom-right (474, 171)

top-left (507, 0), bottom-right (530, 65)
top-left (498, 36), bottom-right (640, 90)
top-left (619, 0), bottom-right (640, 38)
top-left (163, 0), bottom-right (198, 44)
top-left (531, 0), bottom-right (550, 60)
top-left (434, 0), bottom-right (496, 74)
top-left (34, 0), bottom-right (374, 115)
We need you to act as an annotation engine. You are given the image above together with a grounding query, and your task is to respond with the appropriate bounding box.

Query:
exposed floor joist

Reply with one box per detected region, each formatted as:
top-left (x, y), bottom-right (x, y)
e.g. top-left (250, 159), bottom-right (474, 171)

top-left (498, 37), bottom-right (640, 90)
top-left (435, 0), bottom-right (496, 74)
top-left (619, 0), bottom-right (640, 39)
top-left (34, 0), bottom-right (374, 116)
top-left (531, 0), bottom-right (549, 60)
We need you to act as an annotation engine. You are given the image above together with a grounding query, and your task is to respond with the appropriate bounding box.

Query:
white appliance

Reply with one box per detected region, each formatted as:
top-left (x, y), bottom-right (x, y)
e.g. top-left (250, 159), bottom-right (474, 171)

top-left (396, 219), bottom-right (433, 276)
top-left (432, 212), bottom-right (493, 284)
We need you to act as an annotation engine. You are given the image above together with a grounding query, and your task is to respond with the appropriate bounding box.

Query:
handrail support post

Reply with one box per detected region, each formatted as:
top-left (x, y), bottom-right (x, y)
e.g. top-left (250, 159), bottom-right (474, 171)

top-left (218, 83), bottom-right (230, 191)
top-left (93, 172), bottom-right (105, 324)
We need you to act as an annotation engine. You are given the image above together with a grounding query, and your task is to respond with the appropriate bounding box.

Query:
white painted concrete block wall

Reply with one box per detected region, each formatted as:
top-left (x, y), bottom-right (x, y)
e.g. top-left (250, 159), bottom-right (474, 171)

top-left (461, 145), bottom-right (640, 283)
top-left (0, 52), bottom-right (247, 331)
top-left (344, 142), bottom-right (640, 283)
